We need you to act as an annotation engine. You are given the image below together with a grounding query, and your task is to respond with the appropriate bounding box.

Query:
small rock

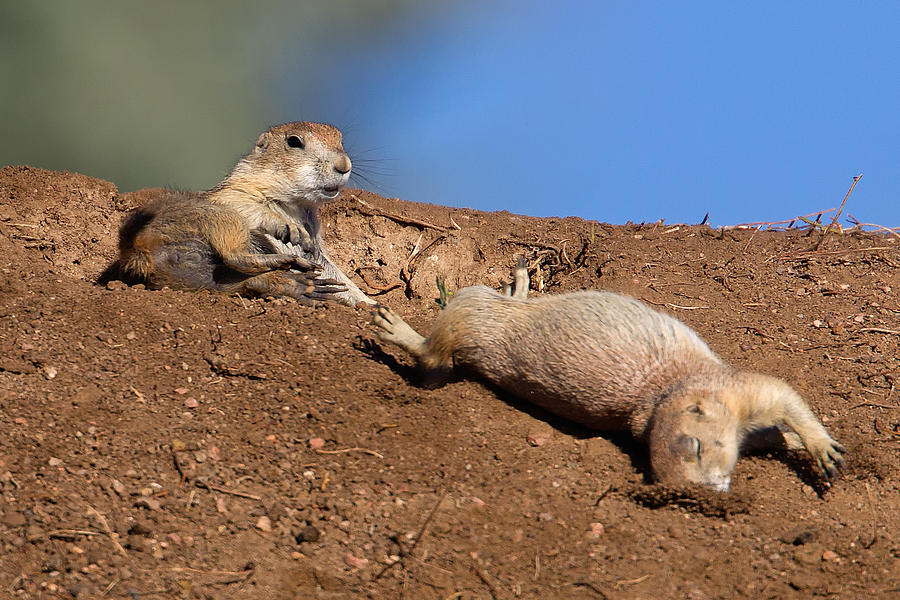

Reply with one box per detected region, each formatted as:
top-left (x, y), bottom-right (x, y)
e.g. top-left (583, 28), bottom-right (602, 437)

top-left (41, 557), bottom-right (63, 572)
top-left (174, 387), bottom-right (188, 395)
top-left (111, 479), bottom-right (127, 497)
top-left (124, 535), bottom-right (150, 553)
top-left (125, 331), bottom-right (137, 340)
top-left (183, 398), bottom-right (199, 409)
top-left (822, 550), bottom-right (839, 561)
top-left (1, 510), bottom-right (26, 528)
top-left (48, 457), bottom-right (63, 467)
top-left (135, 497), bottom-right (161, 511)
top-left (43, 366), bottom-right (58, 380)
top-left (537, 512), bottom-right (554, 522)
top-left (308, 437), bottom-right (325, 450)
top-left (24, 524), bottom-right (45, 543)
top-left (793, 545), bottom-right (822, 565)
top-left (587, 522), bottom-right (605, 538)
top-left (128, 521), bottom-right (152, 536)
top-left (780, 528), bottom-right (817, 546)
top-left (207, 445), bottom-right (221, 461)
top-left (526, 432), bottom-right (549, 447)
top-left (295, 525), bottom-right (320, 543)
top-left (106, 280), bottom-right (126, 291)
top-left (343, 552), bottom-right (368, 570)
top-left (69, 583), bottom-right (97, 599)
top-left (255, 516), bottom-right (272, 532)
top-left (812, 320), bottom-right (825, 328)
top-left (470, 497), bottom-right (485, 507)
top-left (216, 497), bottom-right (227, 514)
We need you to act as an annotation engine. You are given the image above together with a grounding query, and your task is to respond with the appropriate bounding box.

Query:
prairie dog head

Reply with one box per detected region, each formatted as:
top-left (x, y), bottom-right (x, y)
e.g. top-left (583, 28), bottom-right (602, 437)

top-left (647, 390), bottom-right (739, 491)
top-left (232, 121), bottom-right (352, 204)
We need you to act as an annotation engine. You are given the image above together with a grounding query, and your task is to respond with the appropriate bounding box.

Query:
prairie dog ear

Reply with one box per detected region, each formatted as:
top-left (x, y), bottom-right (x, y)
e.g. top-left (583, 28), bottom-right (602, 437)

top-left (674, 434), bottom-right (700, 459)
top-left (254, 132), bottom-right (271, 153)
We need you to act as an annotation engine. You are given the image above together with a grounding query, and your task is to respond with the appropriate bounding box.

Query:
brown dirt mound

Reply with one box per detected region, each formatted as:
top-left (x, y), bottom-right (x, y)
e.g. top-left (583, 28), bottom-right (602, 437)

top-left (1, 164), bottom-right (899, 599)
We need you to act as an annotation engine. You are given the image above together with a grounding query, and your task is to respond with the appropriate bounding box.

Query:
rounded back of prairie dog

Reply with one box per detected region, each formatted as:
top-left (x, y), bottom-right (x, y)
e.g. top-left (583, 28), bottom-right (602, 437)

top-left (428, 285), bottom-right (723, 428)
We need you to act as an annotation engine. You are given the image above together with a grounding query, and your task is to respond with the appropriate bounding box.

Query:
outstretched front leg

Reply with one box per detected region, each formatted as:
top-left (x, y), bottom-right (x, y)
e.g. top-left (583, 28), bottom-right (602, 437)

top-left (730, 373), bottom-right (846, 483)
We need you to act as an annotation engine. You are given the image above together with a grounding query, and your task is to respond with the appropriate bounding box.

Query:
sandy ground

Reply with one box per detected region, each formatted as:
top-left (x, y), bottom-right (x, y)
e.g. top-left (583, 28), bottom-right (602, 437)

top-left (1, 164), bottom-right (899, 599)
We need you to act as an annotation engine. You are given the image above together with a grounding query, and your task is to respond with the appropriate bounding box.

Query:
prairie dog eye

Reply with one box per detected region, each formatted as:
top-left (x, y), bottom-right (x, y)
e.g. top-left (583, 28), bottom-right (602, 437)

top-left (675, 435), bottom-right (701, 460)
top-left (286, 135), bottom-right (304, 149)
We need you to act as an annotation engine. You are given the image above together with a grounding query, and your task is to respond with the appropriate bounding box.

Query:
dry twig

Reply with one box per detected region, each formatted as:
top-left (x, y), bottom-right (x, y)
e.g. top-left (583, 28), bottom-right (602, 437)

top-left (350, 193), bottom-right (453, 231)
top-left (315, 447), bottom-right (384, 459)
top-left (858, 328), bottom-right (900, 336)
top-left (355, 267), bottom-right (403, 293)
top-left (472, 561), bottom-right (502, 600)
top-left (815, 174), bottom-right (862, 250)
top-left (374, 489), bottom-right (447, 581)
top-left (724, 208), bottom-right (835, 231)
top-left (85, 504), bottom-right (129, 559)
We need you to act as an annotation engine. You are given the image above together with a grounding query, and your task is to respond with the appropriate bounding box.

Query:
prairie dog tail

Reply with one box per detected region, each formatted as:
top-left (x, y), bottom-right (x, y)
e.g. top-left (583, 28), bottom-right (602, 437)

top-left (117, 205), bottom-right (162, 281)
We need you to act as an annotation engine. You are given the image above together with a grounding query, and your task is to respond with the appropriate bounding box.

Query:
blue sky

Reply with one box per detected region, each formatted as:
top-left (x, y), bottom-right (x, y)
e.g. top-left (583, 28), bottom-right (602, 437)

top-left (289, 1), bottom-right (899, 227)
top-left (2, 2), bottom-right (896, 228)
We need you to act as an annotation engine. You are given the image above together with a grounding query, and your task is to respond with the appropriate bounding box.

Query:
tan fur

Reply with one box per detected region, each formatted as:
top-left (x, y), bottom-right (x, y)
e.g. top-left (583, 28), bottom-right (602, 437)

top-left (112, 122), bottom-right (373, 306)
top-left (374, 265), bottom-right (845, 491)
top-left (115, 192), bottom-right (333, 301)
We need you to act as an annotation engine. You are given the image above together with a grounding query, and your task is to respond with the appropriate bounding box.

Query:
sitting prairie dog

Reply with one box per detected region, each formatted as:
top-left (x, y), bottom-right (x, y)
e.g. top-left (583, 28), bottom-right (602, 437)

top-left (373, 263), bottom-right (845, 491)
top-left (114, 122), bottom-right (373, 306)
top-left (115, 191), bottom-right (341, 302)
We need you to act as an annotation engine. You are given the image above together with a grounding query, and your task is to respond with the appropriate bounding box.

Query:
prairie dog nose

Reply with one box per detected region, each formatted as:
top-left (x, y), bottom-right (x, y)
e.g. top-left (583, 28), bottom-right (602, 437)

top-left (333, 154), bottom-right (352, 175)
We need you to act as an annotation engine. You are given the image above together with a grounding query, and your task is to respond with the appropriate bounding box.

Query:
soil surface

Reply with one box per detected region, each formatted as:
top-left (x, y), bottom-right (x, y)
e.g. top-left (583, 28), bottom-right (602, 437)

top-left (1, 164), bottom-right (899, 599)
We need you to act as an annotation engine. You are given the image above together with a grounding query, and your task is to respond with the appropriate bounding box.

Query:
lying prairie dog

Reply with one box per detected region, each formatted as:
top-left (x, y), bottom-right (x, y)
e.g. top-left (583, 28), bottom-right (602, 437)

top-left (113, 122), bottom-right (372, 306)
top-left (373, 263), bottom-right (845, 491)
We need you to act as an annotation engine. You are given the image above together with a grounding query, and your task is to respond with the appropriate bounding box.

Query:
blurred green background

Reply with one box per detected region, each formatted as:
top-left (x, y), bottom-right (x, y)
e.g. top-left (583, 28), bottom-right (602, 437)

top-left (0, 0), bottom-right (424, 192)
top-left (2, 2), bottom-right (897, 225)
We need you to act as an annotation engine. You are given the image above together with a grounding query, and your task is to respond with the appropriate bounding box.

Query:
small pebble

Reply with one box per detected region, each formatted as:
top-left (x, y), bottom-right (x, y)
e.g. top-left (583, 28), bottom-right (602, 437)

top-left (296, 525), bottom-right (320, 543)
top-left (183, 398), bottom-right (199, 409)
top-left (308, 437), bottom-right (325, 450)
top-left (111, 479), bottom-right (126, 496)
top-left (588, 522), bottom-right (605, 538)
top-left (526, 432), bottom-right (549, 447)
top-left (128, 521), bottom-right (152, 536)
top-left (135, 497), bottom-right (161, 511)
top-left (43, 366), bottom-right (58, 380)
top-left (255, 516), bottom-right (272, 532)
top-left (822, 550), bottom-right (839, 561)
top-left (48, 457), bottom-right (63, 467)
top-left (344, 552), bottom-right (369, 570)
